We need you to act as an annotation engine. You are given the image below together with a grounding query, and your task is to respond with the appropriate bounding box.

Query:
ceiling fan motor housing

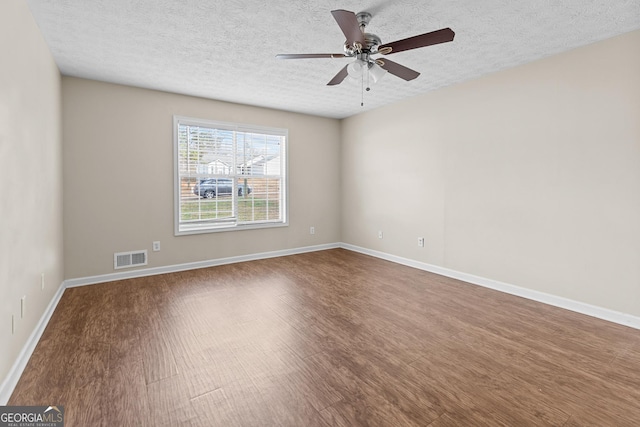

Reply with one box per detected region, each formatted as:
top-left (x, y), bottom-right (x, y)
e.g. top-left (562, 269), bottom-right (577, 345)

top-left (364, 33), bottom-right (381, 53)
top-left (343, 32), bottom-right (381, 55)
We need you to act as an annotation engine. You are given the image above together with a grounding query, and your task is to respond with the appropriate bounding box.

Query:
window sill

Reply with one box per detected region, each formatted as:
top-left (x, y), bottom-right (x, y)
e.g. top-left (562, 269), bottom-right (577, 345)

top-left (175, 220), bottom-right (288, 236)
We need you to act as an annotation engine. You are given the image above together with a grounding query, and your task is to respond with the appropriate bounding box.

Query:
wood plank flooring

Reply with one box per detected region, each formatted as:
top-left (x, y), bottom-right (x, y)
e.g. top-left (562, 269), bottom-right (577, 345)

top-left (9, 248), bottom-right (640, 426)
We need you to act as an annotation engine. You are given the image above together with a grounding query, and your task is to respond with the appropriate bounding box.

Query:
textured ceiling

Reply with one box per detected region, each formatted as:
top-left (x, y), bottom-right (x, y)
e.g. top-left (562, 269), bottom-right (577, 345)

top-left (26, 0), bottom-right (640, 119)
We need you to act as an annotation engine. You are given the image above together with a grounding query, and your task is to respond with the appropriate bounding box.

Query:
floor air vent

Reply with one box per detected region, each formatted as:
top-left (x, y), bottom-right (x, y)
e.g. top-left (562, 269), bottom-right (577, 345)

top-left (114, 250), bottom-right (148, 270)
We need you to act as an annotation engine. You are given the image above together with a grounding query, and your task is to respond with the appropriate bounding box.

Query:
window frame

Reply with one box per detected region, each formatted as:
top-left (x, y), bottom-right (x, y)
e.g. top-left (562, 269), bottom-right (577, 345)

top-left (173, 115), bottom-right (288, 236)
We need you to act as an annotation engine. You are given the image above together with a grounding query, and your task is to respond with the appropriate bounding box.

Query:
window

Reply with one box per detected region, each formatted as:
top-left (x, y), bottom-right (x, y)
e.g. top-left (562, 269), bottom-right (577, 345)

top-left (174, 116), bottom-right (287, 235)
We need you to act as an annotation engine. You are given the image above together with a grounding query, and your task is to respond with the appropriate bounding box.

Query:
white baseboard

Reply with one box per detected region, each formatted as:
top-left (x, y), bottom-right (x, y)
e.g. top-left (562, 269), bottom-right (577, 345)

top-left (340, 243), bottom-right (640, 330)
top-left (0, 280), bottom-right (66, 405)
top-left (64, 243), bottom-right (341, 288)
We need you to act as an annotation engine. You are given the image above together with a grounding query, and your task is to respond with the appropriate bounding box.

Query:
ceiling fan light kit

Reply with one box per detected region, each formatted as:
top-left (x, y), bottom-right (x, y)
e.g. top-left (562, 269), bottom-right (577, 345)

top-left (276, 8), bottom-right (455, 104)
top-left (346, 59), bottom-right (365, 78)
top-left (368, 62), bottom-right (388, 83)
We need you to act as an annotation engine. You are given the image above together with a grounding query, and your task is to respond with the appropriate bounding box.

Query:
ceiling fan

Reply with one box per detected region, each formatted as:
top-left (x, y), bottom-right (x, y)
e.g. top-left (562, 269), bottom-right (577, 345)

top-left (276, 9), bottom-right (455, 87)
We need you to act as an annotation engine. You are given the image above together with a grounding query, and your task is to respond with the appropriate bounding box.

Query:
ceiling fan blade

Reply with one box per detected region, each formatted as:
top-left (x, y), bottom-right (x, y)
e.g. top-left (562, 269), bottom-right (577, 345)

top-left (378, 59), bottom-right (420, 81)
top-left (276, 53), bottom-right (346, 59)
top-left (379, 28), bottom-right (455, 55)
top-left (327, 65), bottom-right (349, 86)
top-left (331, 9), bottom-right (365, 47)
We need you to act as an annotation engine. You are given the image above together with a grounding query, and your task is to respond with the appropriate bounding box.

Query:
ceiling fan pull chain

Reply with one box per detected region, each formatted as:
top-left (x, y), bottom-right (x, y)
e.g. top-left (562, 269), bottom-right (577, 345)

top-left (361, 70), bottom-right (364, 106)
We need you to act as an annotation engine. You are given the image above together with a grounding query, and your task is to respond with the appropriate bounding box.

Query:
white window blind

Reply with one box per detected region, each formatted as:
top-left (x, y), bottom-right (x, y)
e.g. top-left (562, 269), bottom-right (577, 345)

top-left (174, 116), bottom-right (287, 235)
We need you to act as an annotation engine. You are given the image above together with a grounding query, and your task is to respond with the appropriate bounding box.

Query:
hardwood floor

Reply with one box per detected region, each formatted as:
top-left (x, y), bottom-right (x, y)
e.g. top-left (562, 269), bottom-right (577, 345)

top-left (9, 248), bottom-right (640, 426)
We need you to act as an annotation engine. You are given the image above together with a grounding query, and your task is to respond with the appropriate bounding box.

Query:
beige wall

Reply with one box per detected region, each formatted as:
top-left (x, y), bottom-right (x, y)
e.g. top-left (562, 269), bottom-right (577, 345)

top-left (62, 78), bottom-right (341, 279)
top-left (0, 2), bottom-right (63, 386)
top-left (342, 30), bottom-right (640, 316)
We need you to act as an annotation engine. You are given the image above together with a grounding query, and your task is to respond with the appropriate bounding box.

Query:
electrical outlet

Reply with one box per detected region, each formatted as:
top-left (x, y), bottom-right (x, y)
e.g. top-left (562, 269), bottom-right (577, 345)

top-left (378, 231), bottom-right (383, 239)
top-left (41, 273), bottom-right (45, 291)
top-left (418, 237), bottom-right (425, 247)
top-left (310, 226), bottom-right (315, 235)
top-left (152, 241), bottom-right (161, 251)
top-left (21, 296), bottom-right (26, 318)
